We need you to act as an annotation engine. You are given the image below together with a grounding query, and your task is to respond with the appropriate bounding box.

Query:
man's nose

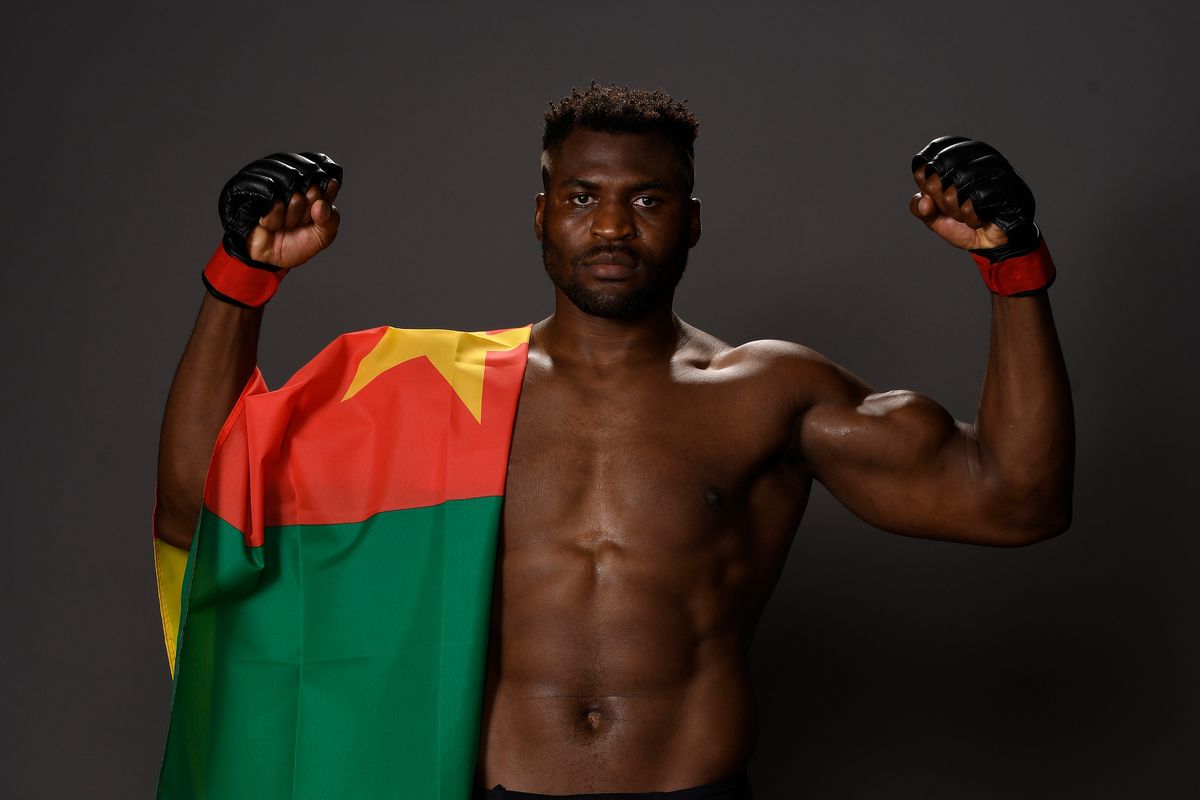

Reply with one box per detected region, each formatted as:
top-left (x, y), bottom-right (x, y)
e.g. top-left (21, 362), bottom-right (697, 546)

top-left (590, 200), bottom-right (636, 241)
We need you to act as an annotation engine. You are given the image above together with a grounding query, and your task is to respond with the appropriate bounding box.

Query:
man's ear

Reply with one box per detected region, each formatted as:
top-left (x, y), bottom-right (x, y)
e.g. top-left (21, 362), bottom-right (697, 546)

top-left (688, 197), bottom-right (702, 247)
top-left (534, 192), bottom-right (546, 241)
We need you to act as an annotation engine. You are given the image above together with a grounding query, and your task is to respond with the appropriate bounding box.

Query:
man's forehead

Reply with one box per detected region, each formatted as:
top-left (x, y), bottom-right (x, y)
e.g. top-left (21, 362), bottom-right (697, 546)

top-left (544, 129), bottom-right (691, 190)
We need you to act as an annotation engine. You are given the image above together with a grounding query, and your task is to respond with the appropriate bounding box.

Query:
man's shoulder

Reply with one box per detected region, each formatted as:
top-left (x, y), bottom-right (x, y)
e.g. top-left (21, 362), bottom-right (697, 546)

top-left (704, 337), bottom-right (870, 408)
top-left (709, 336), bottom-right (836, 375)
top-left (678, 322), bottom-right (821, 368)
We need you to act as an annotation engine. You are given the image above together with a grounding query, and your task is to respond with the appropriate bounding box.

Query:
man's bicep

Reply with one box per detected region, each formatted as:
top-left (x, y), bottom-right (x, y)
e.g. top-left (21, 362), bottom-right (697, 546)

top-left (793, 356), bottom-right (990, 541)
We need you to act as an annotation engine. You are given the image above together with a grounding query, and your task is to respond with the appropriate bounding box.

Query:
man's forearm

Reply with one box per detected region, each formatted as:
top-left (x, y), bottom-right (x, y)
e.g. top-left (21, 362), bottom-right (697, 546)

top-left (154, 292), bottom-right (263, 549)
top-left (973, 289), bottom-right (1075, 538)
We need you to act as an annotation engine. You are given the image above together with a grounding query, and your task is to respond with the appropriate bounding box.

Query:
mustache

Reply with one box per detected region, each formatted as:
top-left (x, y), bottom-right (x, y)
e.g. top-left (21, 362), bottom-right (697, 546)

top-left (571, 245), bottom-right (638, 266)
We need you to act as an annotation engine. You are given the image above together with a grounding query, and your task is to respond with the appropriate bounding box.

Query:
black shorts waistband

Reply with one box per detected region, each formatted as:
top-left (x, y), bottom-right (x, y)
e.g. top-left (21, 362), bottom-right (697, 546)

top-left (474, 770), bottom-right (753, 800)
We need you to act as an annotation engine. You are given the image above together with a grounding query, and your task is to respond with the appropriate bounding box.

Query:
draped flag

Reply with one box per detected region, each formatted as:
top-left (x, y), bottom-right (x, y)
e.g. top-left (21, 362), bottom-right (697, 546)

top-left (152, 325), bottom-right (531, 799)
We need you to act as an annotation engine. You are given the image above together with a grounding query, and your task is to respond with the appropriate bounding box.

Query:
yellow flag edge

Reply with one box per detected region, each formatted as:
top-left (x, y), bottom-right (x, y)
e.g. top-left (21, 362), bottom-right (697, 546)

top-left (153, 537), bottom-right (189, 679)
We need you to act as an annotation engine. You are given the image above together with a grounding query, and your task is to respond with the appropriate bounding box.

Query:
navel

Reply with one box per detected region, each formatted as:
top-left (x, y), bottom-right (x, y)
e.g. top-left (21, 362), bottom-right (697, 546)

top-left (579, 701), bottom-right (606, 732)
top-left (703, 485), bottom-right (724, 507)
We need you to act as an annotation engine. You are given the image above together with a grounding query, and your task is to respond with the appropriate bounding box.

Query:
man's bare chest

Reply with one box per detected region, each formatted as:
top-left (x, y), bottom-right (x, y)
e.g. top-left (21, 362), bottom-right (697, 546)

top-left (498, 362), bottom-right (809, 555)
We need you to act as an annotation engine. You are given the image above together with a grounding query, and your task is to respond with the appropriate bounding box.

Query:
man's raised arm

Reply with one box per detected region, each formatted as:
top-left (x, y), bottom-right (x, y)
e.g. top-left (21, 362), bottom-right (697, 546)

top-left (793, 136), bottom-right (1074, 547)
top-left (153, 153), bottom-right (342, 550)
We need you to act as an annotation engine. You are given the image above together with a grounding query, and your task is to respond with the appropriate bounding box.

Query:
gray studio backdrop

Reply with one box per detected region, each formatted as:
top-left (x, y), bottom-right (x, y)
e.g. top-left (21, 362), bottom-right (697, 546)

top-left (2, 1), bottom-right (1195, 797)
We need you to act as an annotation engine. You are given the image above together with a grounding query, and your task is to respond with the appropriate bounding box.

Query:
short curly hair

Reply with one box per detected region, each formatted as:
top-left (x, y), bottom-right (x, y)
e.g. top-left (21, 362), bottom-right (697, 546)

top-left (541, 82), bottom-right (700, 193)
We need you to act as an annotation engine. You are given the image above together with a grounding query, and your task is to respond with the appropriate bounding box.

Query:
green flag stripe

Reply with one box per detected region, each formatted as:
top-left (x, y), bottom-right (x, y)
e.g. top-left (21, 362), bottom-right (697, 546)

top-left (159, 496), bottom-right (503, 799)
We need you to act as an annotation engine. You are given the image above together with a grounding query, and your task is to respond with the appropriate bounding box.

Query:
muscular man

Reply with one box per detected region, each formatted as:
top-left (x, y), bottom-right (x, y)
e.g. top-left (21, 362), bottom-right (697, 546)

top-left (155, 85), bottom-right (1073, 798)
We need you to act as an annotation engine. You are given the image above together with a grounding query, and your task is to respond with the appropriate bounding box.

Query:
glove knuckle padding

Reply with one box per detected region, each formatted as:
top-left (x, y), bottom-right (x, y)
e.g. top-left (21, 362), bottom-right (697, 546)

top-left (265, 152), bottom-right (330, 194)
top-left (300, 152), bottom-right (343, 191)
top-left (929, 141), bottom-right (997, 180)
top-left (911, 135), bottom-right (969, 174)
top-left (947, 154), bottom-right (1005, 194)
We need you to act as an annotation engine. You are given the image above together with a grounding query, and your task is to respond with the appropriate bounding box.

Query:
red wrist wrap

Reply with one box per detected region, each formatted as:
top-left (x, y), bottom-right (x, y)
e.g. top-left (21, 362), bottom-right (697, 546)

top-left (970, 237), bottom-right (1056, 296)
top-left (201, 243), bottom-right (285, 308)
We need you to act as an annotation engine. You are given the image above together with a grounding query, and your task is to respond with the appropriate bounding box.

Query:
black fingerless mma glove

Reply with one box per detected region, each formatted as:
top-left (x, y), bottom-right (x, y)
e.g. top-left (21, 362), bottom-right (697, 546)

top-left (912, 136), bottom-right (1039, 264)
top-left (218, 152), bottom-right (343, 267)
top-left (202, 152), bottom-right (342, 308)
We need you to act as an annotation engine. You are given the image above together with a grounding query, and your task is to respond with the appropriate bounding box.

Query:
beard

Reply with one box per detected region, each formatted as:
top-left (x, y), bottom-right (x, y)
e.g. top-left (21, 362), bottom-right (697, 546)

top-left (541, 235), bottom-right (690, 320)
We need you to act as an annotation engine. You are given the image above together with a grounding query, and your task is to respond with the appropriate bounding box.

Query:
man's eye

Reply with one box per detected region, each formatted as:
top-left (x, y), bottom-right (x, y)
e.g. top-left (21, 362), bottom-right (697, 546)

top-left (571, 194), bottom-right (595, 206)
top-left (633, 196), bottom-right (660, 208)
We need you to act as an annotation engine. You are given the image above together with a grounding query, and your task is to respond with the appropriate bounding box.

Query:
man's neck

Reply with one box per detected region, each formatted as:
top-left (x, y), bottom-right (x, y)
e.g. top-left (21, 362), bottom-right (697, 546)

top-left (534, 295), bottom-right (686, 370)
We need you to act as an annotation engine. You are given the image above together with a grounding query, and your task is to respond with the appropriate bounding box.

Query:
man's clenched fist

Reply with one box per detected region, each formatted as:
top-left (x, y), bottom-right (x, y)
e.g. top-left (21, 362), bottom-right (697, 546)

top-left (219, 152), bottom-right (343, 270)
top-left (910, 136), bottom-right (1039, 262)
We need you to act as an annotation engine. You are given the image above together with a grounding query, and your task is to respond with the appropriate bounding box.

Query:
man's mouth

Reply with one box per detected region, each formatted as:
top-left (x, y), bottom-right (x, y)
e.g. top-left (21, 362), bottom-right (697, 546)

top-left (579, 250), bottom-right (637, 279)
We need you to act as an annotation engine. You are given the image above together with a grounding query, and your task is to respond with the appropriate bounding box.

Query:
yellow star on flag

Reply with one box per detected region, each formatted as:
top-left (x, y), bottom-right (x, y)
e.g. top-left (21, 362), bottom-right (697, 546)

top-left (341, 326), bottom-right (530, 422)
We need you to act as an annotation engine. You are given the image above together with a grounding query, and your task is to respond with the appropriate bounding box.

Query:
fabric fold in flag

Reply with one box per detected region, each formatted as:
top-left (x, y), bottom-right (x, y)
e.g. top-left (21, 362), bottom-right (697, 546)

top-left (152, 325), bottom-right (531, 799)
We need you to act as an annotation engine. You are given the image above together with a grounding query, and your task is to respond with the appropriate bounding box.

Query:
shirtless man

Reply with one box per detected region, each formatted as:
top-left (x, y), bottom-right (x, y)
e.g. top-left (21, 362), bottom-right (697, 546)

top-left (154, 85), bottom-right (1074, 798)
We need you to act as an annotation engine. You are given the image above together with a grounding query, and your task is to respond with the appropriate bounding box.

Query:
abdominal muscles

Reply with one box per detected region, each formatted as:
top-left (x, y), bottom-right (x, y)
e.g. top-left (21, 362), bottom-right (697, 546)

top-left (477, 526), bottom-right (762, 790)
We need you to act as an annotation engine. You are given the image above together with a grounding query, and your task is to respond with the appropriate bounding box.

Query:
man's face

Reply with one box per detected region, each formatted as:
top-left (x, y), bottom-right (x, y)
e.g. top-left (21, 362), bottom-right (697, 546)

top-left (535, 128), bottom-right (701, 320)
